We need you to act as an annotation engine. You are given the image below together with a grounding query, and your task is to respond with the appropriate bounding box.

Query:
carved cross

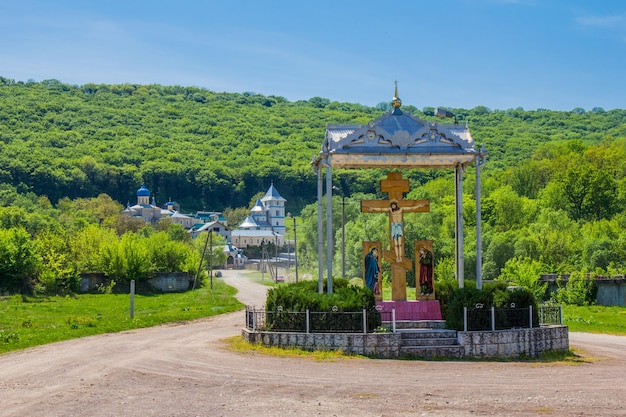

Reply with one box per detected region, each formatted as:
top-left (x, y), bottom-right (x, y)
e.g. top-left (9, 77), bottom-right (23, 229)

top-left (361, 172), bottom-right (430, 300)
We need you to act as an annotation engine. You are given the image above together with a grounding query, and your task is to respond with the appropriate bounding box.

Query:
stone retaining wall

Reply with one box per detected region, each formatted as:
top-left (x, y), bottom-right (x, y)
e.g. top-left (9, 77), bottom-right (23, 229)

top-left (80, 272), bottom-right (193, 293)
top-left (147, 272), bottom-right (192, 292)
top-left (79, 272), bottom-right (106, 292)
top-left (242, 325), bottom-right (569, 359)
top-left (242, 329), bottom-right (402, 357)
top-left (458, 325), bottom-right (569, 358)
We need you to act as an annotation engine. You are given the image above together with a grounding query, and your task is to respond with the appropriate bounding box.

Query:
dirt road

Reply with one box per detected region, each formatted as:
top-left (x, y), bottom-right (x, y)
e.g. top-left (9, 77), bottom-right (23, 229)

top-left (1, 270), bottom-right (625, 416)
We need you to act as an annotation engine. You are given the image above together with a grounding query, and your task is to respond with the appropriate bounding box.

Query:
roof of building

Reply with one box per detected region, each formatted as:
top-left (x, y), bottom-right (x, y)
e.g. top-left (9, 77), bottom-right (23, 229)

top-left (128, 203), bottom-right (158, 210)
top-left (193, 221), bottom-right (231, 232)
top-left (137, 184), bottom-right (150, 197)
top-left (170, 211), bottom-right (192, 219)
top-left (231, 229), bottom-right (280, 238)
top-left (238, 216), bottom-right (259, 229)
top-left (251, 198), bottom-right (265, 213)
top-left (262, 183), bottom-right (286, 202)
top-left (195, 211), bottom-right (226, 222)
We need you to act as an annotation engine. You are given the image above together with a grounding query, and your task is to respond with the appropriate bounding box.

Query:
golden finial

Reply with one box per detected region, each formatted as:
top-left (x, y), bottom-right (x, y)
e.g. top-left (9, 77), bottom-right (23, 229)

top-left (391, 80), bottom-right (402, 109)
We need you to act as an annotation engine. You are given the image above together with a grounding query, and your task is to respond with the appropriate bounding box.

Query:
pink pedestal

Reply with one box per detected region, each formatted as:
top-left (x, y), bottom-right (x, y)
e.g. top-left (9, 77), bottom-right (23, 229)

top-left (376, 300), bottom-right (442, 321)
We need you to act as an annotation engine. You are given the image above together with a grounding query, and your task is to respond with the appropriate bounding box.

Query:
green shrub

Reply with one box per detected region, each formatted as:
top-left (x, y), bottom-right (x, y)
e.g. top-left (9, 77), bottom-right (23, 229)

top-left (436, 279), bottom-right (508, 320)
top-left (434, 279), bottom-right (457, 319)
top-left (446, 287), bottom-right (494, 331)
top-left (0, 228), bottom-right (39, 294)
top-left (264, 278), bottom-right (380, 332)
top-left (445, 285), bottom-right (538, 330)
top-left (550, 271), bottom-right (596, 306)
top-left (497, 256), bottom-right (548, 302)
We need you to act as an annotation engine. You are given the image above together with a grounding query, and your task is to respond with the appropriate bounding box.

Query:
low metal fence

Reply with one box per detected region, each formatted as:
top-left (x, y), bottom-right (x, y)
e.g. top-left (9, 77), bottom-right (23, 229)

top-left (245, 306), bottom-right (382, 333)
top-left (246, 304), bottom-right (563, 334)
top-left (463, 303), bottom-right (563, 331)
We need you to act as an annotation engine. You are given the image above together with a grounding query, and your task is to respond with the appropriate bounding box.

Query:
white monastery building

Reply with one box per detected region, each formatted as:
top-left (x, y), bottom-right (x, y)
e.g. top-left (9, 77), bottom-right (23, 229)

top-left (122, 183), bottom-right (286, 249)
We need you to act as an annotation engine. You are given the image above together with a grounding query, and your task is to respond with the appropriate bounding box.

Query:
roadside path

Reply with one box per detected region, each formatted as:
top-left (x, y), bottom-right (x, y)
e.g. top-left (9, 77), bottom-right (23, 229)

top-left (1, 270), bottom-right (625, 416)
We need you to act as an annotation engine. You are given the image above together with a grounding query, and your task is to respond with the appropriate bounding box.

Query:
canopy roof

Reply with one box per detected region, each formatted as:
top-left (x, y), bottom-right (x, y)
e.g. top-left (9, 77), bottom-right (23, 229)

top-left (313, 87), bottom-right (485, 169)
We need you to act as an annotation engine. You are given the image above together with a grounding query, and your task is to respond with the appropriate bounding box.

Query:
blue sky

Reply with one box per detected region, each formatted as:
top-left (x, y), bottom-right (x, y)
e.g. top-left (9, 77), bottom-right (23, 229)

top-left (2, 0), bottom-right (625, 111)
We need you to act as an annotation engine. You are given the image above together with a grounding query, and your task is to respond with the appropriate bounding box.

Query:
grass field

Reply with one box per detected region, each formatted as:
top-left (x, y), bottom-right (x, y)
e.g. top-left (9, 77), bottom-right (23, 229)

top-left (562, 304), bottom-right (626, 335)
top-left (0, 279), bottom-right (243, 354)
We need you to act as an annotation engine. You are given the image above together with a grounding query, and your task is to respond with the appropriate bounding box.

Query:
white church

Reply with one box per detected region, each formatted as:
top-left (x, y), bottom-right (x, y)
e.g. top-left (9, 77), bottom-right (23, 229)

top-left (231, 183), bottom-right (286, 248)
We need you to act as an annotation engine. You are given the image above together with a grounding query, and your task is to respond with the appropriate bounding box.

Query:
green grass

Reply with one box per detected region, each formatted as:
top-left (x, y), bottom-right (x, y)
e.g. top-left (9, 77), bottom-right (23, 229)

top-left (0, 279), bottom-right (243, 354)
top-left (563, 304), bottom-right (626, 335)
top-left (227, 335), bottom-right (365, 361)
top-left (244, 270), bottom-right (281, 286)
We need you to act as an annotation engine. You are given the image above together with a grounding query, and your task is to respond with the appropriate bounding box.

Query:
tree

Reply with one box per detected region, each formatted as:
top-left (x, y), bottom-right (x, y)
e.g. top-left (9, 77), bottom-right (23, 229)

top-left (506, 160), bottom-right (551, 199)
top-left (482, 230), bottom-right (518, 280)
top-left (70, 224), bottom-right (117, 272)
top-left (223, 206), bottom-right (250, 229)
top-left (35, 231), bottom-right (79, 294)
top-left (146, 231), bottom-right (194, 272)
top-left (483, 186), bottom-right (527, 231)
top-left (0, 228), bottom-right (40, 293)
top-left (497, 256), bottom-right (547, 302)
top-left (553, 163), bottom-right (617, 221)
top-left (99, 232), bottom-right (151, 282)
top-left (527, 208), bottom-right (581, 272)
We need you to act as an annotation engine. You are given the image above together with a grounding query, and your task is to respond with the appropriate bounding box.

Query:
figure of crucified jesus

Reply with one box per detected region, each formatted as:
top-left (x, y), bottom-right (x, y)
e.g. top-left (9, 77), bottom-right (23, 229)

top-left (368, 199), bottom-right (427, 263)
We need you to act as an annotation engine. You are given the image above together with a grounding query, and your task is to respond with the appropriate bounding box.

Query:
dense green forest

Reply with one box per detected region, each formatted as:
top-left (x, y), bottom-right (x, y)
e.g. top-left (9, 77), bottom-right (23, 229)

top-left (0, 77), bottom-right (625, 295)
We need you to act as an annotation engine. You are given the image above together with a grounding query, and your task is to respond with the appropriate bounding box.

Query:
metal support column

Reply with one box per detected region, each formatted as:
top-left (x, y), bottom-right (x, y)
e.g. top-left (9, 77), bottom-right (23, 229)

top-left (317, 165), bottom-right (324, 293)
top-left (455, 165), bottom-right (465, 288)
top-left (326, 165), bottom-right (333, 294)
top-left (475, 155), bottom-right (483, 290)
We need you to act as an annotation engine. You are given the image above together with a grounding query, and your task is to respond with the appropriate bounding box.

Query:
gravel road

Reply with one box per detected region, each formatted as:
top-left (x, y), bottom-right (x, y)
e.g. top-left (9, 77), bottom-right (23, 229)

top-left (1, 269), bottom-right (625, 417)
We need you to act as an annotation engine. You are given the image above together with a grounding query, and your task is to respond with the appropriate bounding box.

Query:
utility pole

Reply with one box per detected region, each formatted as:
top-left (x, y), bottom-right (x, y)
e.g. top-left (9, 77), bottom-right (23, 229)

top-left (288, 212), bottom-right (299, 283)
top-left (209, 231), bottom-right (213, 289)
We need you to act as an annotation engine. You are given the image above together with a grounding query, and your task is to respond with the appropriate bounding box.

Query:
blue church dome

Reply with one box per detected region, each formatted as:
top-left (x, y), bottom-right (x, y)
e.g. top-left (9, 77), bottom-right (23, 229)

top-left (137, 184), bottom-right (150, 197)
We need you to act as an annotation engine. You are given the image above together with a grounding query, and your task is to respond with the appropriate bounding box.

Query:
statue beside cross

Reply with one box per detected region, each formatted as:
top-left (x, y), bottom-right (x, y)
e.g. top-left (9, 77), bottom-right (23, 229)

top-left (361, 172), bottom-right (430, 301)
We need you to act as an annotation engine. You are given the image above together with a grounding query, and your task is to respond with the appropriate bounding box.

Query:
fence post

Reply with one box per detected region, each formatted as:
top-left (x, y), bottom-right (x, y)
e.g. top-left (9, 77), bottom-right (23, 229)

top-left (529, 305), bottom-right (533, 328)
top-left (392, 306), bottom-right (396, 333)
top-left (463, 307), bottom-right (467, 332)
top-left (252, 307), bottom-right (256, 331)
top-left (491, 306), bottom-right (495, 331)
top-left (306, 308), bottom-right (310, 333)
top-left (540, 304), bottom-right (543, 325)
top-left (363, 308), bottom-right (367, 334)
top-left (560, 304), bottom-right (563, 325)
top-left (130, 279), bottom-right (135, 319)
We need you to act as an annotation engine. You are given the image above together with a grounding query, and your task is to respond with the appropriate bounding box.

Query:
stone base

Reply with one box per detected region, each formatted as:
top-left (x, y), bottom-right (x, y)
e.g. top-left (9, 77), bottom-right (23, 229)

top-left (376, 300), bottom-right (442, 321)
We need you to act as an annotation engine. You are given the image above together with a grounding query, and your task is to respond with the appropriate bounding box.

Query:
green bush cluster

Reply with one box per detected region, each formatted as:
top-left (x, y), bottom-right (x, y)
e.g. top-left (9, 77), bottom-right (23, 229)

top-left (550, 271), bottom-right (597, 306)
top-left (264, 278), bottom-right (381, 332)
top-left (0, 222), bottom-right (227, 295)
top-left (266, 278), bottom-right (375, 312)
top-left (445, 283), bottom-right (538, 331)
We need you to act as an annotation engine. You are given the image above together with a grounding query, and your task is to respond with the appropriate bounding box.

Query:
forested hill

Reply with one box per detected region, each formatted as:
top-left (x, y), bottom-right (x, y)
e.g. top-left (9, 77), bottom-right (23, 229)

top-left (1, 77), bottom-right (625, 213)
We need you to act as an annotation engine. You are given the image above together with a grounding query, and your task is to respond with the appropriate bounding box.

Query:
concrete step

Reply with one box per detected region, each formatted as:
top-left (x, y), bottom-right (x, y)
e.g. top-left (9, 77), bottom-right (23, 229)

top-left (401, 337), bottom-right (459, 347)
top-left (398, 328), bottom-right (462, 357)
top-left (399, 345), bottom-right (465, 360)
top-left (400, 329), bottom-right (457, 340)
top-left (383, 320), bottom-right (447, 330)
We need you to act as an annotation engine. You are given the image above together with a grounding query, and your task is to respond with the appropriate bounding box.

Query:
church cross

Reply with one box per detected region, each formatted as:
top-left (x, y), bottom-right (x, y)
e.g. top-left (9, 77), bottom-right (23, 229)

top-left (361, 172), bottom-right (430, 300)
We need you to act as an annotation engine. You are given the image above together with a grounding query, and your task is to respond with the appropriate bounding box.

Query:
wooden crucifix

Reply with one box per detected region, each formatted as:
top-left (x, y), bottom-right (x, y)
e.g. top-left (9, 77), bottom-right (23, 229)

top-left (361, 172), bottom-right (430, 301)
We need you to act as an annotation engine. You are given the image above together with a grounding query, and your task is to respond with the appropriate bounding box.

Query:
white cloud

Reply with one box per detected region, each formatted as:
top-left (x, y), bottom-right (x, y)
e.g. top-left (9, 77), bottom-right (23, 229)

top-left (575, 14), bottom-right (624, 28)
